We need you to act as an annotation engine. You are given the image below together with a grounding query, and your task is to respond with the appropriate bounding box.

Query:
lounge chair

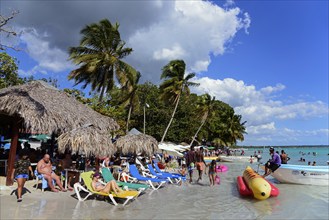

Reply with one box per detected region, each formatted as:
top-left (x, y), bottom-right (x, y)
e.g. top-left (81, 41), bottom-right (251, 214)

top-left (73, 171), bottom-right (139, 206)
top-left (146, 164), bottom-right (185, 184)
top-left (135, 158), bottom-right (150, 173)
top-left (129, 165), bottom-right (167, 190)
top-left (153, 160), bottom-right (182, 176)
top-left (101, 167), bottom-right (150, 192)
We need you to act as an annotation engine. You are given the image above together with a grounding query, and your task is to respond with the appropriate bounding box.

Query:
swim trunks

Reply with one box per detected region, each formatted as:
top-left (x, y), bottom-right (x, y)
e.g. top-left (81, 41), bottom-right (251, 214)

top-left (196, 162), bottom-right (204, 171)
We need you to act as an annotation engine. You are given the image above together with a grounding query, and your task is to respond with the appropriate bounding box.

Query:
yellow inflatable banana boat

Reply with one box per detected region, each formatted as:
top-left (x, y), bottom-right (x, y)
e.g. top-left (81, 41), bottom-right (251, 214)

top-left (242, 166), bottom-right (271, 200)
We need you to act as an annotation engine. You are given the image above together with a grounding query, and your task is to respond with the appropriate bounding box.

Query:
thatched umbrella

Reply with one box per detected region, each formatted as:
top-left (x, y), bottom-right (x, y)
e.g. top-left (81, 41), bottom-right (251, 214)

top-left (0, 81), bottom-right (119, 185)
top-left (115, 134), bottom-right (158, 157)
top-left (0, 81), bottom-right (118, 133)
top-left (57, 124), bottom-right (116, 158)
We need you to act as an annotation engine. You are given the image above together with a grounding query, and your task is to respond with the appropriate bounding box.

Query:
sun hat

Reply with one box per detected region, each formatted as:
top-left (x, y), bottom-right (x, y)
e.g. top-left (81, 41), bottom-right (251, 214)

top-left (93, 172), bottom-right (101, 178)
top-left (269, 147), bottom-right (274, 151)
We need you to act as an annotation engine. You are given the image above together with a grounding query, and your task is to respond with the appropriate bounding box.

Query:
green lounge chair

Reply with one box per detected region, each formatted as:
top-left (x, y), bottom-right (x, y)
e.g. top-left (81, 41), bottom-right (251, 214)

top-left (101, 167), bottom-right (150, 191)
top-left (74, 171), bottom-right (139, 206)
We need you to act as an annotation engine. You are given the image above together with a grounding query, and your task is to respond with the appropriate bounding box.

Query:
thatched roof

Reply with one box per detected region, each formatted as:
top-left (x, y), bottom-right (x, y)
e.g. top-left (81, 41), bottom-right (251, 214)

top-left (57, 124), bottom-right (116, 158)
top-left (115, 134), bottom-right (158, 156)
top-left (0, 81), bottom-right (119, 134)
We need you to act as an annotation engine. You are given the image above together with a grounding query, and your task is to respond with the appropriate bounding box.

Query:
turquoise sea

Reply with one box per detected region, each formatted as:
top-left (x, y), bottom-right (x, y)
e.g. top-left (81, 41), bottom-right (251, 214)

top-left (242, 146), bottom-right (329, 166)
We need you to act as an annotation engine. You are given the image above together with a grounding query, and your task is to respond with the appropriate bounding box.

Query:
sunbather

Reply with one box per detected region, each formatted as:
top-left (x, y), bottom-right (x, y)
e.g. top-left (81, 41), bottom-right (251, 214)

top-left (91, 172), bottom-right (123, 195)
top-left (37, 154), bottom-right (66, 192)
top-left (178, 164), bottom-right (187, 186)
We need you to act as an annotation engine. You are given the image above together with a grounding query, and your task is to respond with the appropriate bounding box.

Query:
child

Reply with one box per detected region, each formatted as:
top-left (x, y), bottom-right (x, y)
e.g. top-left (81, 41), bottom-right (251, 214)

top-left (207, 160), bottom-right (216, 186)
top-left (249, 155), bottom-right (253, 164)
top-left (178, 164), bottom-right (187, 186)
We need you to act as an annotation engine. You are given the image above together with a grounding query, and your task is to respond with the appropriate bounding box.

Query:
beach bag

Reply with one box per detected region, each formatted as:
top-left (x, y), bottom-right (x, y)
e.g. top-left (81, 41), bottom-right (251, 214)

top-left (215, 175), bottom-right (220, 185)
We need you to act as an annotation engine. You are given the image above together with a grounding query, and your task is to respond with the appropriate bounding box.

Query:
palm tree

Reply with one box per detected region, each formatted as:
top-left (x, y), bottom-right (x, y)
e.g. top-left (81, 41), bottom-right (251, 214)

top-left (159, 60), bottom-right (199, 143)
top-left (221, 109), bottom-right (247, 146)
top-left (119, 71), bottom-right (141, 133)
top-left (190, 93), bottom-right (216, 146)
top-left (68, 19), bottom-right (137, 103)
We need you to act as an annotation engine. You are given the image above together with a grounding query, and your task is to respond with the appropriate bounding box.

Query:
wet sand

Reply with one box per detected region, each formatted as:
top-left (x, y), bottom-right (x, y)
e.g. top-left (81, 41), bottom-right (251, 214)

top-left (1, 162), bottom-right (328, 219)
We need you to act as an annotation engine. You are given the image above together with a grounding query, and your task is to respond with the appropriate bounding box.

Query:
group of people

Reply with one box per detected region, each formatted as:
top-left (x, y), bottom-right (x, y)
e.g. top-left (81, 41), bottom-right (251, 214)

top-left (11, 151), bottom-right (73, 202)
top-left (185, 146), bottom-right (219, 186)
top-left (12, 144), bottom-right (305, 202)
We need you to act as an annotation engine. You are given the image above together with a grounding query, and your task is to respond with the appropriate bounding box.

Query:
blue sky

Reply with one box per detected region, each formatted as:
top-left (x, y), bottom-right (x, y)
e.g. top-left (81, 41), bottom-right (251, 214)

top-left (1, 0), bottom-right (328, 146)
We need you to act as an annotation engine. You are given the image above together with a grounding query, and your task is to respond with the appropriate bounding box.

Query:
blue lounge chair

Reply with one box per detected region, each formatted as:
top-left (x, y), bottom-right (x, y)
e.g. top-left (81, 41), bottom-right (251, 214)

top-left (153, 160), bottom-right (183, 177)
top-left (129, 165), bottom-right (167, 190)
top-left (145, 164), bottom-right (175, 183)
top-left (147, 164), bottom-right (185, 184)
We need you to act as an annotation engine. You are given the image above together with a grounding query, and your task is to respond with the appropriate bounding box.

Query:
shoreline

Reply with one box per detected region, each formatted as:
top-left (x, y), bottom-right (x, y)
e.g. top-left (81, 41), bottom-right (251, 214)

top-left (1, 162), bottom-right (328, 220)
top-left (239, 145), bottom-right (329, 148)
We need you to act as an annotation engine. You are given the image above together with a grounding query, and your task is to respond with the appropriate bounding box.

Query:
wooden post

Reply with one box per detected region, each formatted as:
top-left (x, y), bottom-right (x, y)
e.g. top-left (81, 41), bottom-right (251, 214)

top-left (6, 119), bottom-right (19, 186)
top-left (95, 157), bottom-right (99, 172)
top-left (49, 133), bottom-right (55, 158)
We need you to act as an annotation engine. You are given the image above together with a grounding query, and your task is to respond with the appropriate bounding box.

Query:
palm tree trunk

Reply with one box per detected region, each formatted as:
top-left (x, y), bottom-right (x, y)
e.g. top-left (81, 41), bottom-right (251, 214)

top-left (126, 105), bottom-right (132, 134)
top-left (190, 117), bottom-right (206, 146)
top-left (160, 94), bottom-right (181, 143)
top-left (98, 85), bottom-right (106, 103)
top-left (190, 111), bottom-right (209, 146)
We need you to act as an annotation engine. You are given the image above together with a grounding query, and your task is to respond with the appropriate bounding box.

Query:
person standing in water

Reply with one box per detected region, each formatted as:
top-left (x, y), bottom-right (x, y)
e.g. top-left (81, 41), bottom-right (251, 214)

top-left (196, 147), bottom-right (206, 182)
top-left (185, 145), bottom-right (196, 183)
top-left (207, 160), bottom-right (216, 186)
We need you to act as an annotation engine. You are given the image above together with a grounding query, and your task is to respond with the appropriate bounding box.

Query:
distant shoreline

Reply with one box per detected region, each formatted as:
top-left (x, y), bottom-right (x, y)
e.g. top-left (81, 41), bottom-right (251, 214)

top-left (238, 145), bottom-right (329, 148)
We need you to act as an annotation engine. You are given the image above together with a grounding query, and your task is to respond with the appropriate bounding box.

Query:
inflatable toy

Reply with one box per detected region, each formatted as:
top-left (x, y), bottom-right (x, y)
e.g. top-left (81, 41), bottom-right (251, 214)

top-left (237, 166), bottom-right (279, 200)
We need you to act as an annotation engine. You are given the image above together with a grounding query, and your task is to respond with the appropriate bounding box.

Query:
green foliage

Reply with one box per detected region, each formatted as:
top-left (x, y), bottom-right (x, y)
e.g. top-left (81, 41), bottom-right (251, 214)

top-left (68, 19), bottom-right (136, 102)
top-left (159, 60), bottom-right (200, 142)
top-left (0, 52), bottom-right (23, 89)
top-left (61, 79), bottom-right (247, 146)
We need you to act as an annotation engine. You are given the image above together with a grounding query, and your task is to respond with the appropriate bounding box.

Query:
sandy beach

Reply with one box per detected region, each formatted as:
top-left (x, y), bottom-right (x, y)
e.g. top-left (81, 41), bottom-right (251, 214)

top-left (1, 162), bottom-right (328, 220)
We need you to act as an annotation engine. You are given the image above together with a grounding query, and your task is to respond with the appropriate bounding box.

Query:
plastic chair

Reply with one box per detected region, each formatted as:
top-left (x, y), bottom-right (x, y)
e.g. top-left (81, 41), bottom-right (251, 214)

top-left (34, 169), bottom-right (55, 192)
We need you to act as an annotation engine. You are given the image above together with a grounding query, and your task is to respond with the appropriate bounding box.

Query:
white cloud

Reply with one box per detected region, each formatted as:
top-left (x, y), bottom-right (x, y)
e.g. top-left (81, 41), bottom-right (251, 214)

top-left (247, 122), bottom-right (276, 135)
top-left (192, 77), bottom-right (328, 125)
top-left (127, 0), bottom-right (250, 80)
top-left (153, 44), bottom-right (186, 60)
top-left (260, 83), bottom-right (285, 94)
top-left (6, 0), bottom-right (250, 82)
top-left (192, 77), bottom-right (329, 145)
top-left (18, 27), bottom-right (74, 75)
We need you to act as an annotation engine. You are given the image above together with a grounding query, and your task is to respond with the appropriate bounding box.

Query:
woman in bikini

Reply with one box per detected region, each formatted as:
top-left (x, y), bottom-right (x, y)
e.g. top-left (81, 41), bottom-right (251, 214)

top-left (207, 160), bottom-right (216, 186)
top-left (91, 172), bottom-right (123, 194)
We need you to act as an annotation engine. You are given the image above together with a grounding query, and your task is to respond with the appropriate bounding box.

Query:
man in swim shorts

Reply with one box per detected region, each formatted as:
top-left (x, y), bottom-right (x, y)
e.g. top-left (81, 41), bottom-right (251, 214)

top-left (196, 147), bottom-right (206, 182)
top-left (37, 154), bottom-right (66, 192)
top-left (263, 147), bottom-right (281, 178)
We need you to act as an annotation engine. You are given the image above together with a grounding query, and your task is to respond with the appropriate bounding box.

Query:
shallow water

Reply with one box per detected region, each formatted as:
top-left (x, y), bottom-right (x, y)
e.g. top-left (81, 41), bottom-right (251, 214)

top-left (1, 162), bottom-right (328, 219)
top-left (246, 146), bottom-right (329, 166)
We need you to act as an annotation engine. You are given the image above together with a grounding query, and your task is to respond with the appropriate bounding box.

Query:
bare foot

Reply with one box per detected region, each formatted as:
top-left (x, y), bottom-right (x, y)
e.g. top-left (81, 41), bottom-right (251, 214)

top-left (51, 189), bottom-right (59, 192)
top-left (61, 189), bottom-right (67, 192)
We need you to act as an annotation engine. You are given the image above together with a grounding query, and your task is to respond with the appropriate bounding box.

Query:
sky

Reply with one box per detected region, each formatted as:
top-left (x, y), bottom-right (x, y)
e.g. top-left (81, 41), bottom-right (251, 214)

top-left (1, 0), bottom-right (328, 146)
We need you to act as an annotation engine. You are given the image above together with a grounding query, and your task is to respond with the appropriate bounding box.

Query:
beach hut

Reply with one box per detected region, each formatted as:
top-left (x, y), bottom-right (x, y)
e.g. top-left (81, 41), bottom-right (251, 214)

top-left (57, 124), bottom-right (117, 158)
top-left (115, 133), bottom-right (158, 157)
top-left (0, 81), bottom-right (119, 185)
